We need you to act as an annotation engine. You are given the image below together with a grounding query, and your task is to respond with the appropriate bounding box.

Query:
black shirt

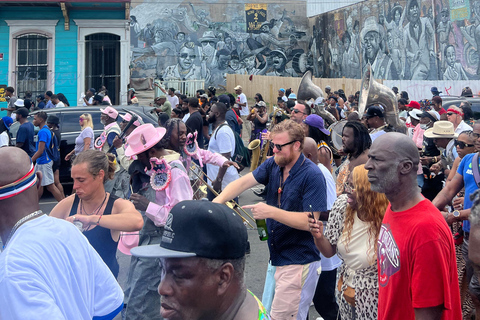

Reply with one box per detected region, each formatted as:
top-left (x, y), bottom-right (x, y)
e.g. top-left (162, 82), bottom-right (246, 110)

top-left (185, 111), bottom-right (205, 148)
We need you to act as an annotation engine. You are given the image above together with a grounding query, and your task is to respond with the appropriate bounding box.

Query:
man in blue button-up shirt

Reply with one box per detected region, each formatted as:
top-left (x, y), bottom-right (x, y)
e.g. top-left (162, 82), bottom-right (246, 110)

top-left (214, 120), bottom-right (327, 320)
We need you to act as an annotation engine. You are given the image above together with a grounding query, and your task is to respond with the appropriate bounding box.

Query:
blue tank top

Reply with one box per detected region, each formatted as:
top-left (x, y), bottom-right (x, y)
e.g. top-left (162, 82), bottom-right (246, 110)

top-left (69, 194), bottom-right (120, 278)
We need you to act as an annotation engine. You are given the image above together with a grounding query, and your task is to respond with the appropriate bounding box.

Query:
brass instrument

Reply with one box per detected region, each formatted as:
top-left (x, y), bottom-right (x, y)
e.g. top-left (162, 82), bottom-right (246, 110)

top-left (248, 106), bottom-right (286, 171)
top-left (189, 164), bottom-right (256, 229)
top-left (248, 139), bottom-right (261, 172)
top-left (358, 64), bottom-right (406, 134)
top-left (297, 70), bottom-right (337, 127)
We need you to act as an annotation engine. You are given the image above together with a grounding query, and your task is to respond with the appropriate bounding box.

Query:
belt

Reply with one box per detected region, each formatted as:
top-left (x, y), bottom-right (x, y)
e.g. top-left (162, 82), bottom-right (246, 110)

top-left (465, 232), bottom-right (470, 241)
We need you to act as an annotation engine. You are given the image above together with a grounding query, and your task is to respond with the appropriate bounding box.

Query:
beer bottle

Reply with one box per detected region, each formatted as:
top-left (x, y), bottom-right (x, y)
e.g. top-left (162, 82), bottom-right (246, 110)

top-left (256, 219), bottom-right (268, 241)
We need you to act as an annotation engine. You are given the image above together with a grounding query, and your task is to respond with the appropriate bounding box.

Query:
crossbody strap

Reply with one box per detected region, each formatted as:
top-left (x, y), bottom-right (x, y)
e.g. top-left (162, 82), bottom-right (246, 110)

top-left (472, 153), bottom-right (480, 188)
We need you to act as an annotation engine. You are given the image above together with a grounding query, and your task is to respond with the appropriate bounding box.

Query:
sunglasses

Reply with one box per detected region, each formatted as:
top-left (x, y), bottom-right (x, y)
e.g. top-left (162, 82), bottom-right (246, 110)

top-left (455, 140), bottom-right (475, 149)
top-left (273, 140), bottom-right (298, 151)
top-left (179, 53), bottom-right (196, 59)
top-left (79, 117), bottom-right (84, 121)
top-left (470, 132), bottom-right (480, 140)
top-left (446, 112), bottom-right (455, 116)
top-left (344, 181), bottom-right (355, 193)
top-left (292, 109), bottom-right (305, 114)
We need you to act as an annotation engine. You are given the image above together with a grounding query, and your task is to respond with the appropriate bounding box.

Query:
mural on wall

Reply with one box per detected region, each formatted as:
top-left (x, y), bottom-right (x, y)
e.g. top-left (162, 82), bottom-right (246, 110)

top-left (311, 0), bottom-right (480, 81)
top-left (129, 1), bottom-right (309, 88)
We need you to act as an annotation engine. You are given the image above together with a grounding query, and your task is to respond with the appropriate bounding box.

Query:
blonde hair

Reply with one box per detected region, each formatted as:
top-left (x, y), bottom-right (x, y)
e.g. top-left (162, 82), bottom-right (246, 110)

top-left (271, 120), bottom-right (305, 151)
top-left (343, 165), bottom-right (389, 261)
top-left (80, 113), bottom-right (94, 130)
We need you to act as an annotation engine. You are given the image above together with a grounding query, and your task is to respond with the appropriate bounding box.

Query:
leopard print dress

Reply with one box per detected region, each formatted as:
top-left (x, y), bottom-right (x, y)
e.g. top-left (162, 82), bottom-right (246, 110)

top-left (324, 194), bottom-right (379, 320)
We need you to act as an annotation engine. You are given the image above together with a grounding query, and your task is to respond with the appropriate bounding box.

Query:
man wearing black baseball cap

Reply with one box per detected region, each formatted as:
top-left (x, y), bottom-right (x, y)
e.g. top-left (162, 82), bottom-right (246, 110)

top-left (131, 200), bottom-right (269, 320)
top-left (365, 105), bottom-right (387, 141)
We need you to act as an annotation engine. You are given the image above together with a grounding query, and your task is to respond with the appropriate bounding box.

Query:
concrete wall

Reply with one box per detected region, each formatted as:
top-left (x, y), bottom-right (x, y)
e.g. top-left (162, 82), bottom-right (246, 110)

top-left (129, 0), bottom-right (309, 88)
top-left (309, 0), bottom-right (480, 81)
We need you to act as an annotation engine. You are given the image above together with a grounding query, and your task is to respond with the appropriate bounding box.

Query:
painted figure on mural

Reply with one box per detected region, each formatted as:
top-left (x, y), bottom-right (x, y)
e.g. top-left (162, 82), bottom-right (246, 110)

top-left (403, 0), bottom-right (435, 80)
top-left (257, 16), bottom-right (291, 50)
top-left (443, 44), bottom-right (468, 80)
top-left (459, 1), bottom-right (480, 74)
top-left (437, 8), bottom-right (457, 72)
top-left (130, 16), bottom-right (142, 48)
top-left (386, 29), bottom-right (403, 77)
top-left (229, 50), bottom-right (247, 74)
top-left (261, 49), bottom-right (298, 77)
top-left (241, 53), bottom-right (261, 75)
top-left (383, 2), bottom-right (405, 59)
top-left (208, 49), bottom-right (231, 87)
top-left (361, 16), bottom-right (397, 80)
top-left (341, 31), bottom-right (361, 79)
top-left (199, 31), bottom-right (218, 69)
top-left (163, 42), bottom-right (204, 81)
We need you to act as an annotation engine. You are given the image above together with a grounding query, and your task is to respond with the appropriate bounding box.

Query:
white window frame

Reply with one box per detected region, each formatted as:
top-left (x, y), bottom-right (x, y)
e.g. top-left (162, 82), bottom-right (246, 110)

top-left (6, 20), bottom-right (57, 93)
top-left (74, 19), bottom-right (130, 106)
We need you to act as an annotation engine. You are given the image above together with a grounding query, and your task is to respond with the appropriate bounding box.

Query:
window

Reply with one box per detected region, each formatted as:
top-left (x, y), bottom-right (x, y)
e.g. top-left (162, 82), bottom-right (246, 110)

top-left (16, 34), bottom-right (48, 99)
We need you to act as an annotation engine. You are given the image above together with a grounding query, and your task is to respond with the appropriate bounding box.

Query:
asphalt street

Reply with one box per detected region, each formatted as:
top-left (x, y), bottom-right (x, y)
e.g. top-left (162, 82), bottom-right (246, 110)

top-left (39, 180), bottom-right (323, 319)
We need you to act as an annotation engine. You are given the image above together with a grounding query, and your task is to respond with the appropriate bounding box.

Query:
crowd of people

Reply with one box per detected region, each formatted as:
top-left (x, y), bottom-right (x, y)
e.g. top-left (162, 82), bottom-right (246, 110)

top-left (1, 79), bottom-right (480, 320)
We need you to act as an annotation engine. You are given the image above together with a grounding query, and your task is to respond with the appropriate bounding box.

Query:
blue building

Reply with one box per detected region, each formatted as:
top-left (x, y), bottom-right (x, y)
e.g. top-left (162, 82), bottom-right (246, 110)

top-left (0, 0), bottom-right (131, 110)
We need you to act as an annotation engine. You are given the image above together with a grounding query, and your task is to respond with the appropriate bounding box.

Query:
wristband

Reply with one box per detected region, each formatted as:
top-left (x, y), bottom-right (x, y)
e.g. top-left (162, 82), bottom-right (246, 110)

top-left (96, 215), bottom-right (103, 226)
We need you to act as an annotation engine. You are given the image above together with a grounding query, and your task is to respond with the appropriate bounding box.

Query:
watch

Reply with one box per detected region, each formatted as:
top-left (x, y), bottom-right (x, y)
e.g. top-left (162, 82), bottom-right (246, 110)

top-left (453, 210), bottom-right (461, 218)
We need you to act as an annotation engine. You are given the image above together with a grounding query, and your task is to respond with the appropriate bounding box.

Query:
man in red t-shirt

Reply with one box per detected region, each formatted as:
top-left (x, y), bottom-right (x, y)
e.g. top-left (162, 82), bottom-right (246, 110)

top-left (432, 96), bottom-right (447, 116)
top-left (365, 132), bottom-right (461, 320)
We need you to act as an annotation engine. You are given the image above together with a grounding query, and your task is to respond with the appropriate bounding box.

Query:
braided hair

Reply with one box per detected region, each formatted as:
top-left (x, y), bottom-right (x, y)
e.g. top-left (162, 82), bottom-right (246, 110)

top-left (343, 121), bottom-right (372, 159)
top-left (163, 118), bottom-right (183, 152)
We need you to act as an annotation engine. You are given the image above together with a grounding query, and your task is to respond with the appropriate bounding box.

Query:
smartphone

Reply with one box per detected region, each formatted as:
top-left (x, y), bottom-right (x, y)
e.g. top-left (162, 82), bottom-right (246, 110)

top-left (309, 205), bottom-right (316, 223)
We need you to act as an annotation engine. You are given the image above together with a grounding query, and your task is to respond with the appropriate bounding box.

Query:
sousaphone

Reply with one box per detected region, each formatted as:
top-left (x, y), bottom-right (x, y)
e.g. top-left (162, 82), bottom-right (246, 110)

top-left (358, 64), bottom-right (406, 134)
top-left (297, 70), bottom-right (337, 127)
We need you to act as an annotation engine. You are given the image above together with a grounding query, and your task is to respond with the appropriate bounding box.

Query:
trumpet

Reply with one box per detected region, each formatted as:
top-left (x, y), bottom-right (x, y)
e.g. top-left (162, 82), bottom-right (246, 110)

top-left (189, 164), bottom-right (256, 229)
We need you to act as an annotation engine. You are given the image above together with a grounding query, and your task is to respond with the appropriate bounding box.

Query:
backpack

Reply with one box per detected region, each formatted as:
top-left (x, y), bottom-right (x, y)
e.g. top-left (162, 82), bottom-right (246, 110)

top-left (215, 123), bottom-right (250, 168)
top-left (45, 129), bottom-right (60, 162)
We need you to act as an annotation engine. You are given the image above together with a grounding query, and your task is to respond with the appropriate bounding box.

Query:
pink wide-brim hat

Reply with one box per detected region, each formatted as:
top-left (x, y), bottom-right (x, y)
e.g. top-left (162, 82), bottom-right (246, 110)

top-left (125, 123), bottom-right (166, 157)
top-left (118, 232), bottom-right (139, 255)
top-left (100, 106), bottom-right (119, 119)
top-left (119, 112), bottom-right (143, 127)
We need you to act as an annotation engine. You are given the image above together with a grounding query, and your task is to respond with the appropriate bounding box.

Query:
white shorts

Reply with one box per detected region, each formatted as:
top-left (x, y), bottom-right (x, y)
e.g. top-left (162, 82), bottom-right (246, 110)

top-left (36, 161), bottom-right (54, 186)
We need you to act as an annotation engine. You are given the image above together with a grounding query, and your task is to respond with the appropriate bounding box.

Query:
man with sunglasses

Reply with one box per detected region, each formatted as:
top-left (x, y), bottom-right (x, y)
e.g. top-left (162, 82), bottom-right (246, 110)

top-left (214, 120), bottom-right (327, 320)
top-left (446, 105), bottom-right (472, 134)
top-left (290, 102), bottom-right (311, 124)
top-left (433, 121), bottom-right (480, 316)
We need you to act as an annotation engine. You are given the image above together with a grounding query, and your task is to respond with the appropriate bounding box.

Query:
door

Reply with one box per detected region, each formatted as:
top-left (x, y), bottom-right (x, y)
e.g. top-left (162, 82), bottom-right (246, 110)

top-left (85, 33), bottom-right (120, 105)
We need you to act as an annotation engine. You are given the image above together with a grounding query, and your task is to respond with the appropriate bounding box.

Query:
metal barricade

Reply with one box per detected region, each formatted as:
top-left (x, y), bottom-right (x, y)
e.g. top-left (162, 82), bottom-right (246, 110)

top-left (154, 79), bottom-right (205, 98)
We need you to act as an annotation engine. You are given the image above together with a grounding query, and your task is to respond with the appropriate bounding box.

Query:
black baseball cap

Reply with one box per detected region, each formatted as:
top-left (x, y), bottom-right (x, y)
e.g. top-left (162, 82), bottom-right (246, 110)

top-left (365, 105), bottom-right (384, 118)
top-left (47, 115), bottom-right (60, 125)
top-left (131, 200), bottom-right (248, 259)
top-left (217, 94), bottom-right (230, 107)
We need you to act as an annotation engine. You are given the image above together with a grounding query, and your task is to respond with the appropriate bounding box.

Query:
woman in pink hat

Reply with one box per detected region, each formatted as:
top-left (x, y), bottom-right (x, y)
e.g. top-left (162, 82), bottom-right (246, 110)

top-left (50, 149), bottom-right (143, 278)
top-left (122, 123), bottom-right (194, 319)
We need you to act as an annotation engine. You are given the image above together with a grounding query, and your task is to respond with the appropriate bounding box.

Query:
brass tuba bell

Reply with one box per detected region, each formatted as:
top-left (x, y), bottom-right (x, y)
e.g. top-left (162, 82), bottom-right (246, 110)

top-left (358, 64), bottom-right (406, 134)
top-left (297, 70), bottom-right (337, 126)
top-left (297, 70), bottom-right (324, 102)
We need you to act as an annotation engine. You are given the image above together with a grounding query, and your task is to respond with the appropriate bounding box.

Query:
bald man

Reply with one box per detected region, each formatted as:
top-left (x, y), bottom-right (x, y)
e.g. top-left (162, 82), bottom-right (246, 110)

top-left (365, 133), bottom-right (461, 320)
top-left (0, 147), bottom-right (124, 319)
top-left (302, 137), bottom-right (340, 320)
